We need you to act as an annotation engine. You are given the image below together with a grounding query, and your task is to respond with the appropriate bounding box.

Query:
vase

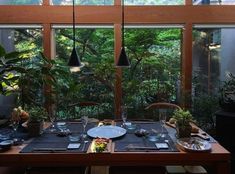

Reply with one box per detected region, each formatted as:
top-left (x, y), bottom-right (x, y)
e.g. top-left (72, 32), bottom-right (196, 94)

top-left (176, 123), bottom-right (192, 138)
top-left (28, 121), bottom-right (43, 137)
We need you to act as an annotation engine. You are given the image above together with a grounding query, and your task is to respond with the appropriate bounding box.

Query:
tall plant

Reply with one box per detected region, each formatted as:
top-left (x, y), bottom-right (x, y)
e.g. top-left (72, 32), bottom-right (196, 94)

top-left (0, 44), bottom-right (27, 96)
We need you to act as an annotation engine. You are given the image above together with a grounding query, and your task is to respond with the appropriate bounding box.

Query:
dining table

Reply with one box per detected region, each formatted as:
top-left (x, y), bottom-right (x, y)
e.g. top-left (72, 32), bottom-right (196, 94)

top-left (0, 120), bottom-right (231, 174)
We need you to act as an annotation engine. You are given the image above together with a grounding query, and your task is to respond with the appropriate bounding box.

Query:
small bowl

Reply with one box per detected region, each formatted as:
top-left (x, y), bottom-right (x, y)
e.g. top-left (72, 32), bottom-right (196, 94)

top-left (147, 133), bottom-right (160, 142)
top-left (124, 123), bottom-right (137, 132)
top-left (0, 140), bottom-right (13, 149)
top-left (69, 135), bottom-right (80, 142)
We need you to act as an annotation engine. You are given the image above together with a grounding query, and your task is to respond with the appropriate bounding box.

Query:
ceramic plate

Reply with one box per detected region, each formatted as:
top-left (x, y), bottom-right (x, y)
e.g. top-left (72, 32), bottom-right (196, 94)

top-left (87, 125), bottom-right (126, 139)
top-left (177, 137), bottom-right (211, 152)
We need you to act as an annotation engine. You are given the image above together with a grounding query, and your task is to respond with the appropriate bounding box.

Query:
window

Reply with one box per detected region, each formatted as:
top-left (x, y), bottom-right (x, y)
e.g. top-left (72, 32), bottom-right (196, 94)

top-left (0, 26), bottom-right (42, 108)
top-left (54, 26), bottom-right (114, 119)
top-left (122, 26), bottom-right (182, 118)
top-left (192, 25), bottom-right (235, 131)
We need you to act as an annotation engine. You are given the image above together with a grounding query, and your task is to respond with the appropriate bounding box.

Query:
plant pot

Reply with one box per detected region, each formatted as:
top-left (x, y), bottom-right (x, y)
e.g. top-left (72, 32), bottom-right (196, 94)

top-left (28, 121), bottom-right (43, 137)
top-left (176, 123), bottom-right (192, 138)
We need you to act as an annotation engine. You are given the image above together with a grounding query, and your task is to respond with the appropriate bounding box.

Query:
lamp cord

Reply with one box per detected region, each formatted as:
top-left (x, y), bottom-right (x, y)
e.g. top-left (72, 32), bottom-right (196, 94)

top-left (121, 0), bottom-right (125, 48)
top-left (72, 0), bottom-right (76, 48)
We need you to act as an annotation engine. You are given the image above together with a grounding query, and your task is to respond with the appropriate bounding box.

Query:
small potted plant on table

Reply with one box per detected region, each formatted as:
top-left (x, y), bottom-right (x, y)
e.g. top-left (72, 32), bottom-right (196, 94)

top-left (172, 109), bottom-right (194, 138)
top-left (27, 106), bottom-right (47, 137)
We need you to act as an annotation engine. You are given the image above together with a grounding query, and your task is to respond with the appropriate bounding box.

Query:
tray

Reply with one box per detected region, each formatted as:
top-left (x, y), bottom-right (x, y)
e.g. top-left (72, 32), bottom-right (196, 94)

top-left (88, 138), bottom-right (112, 153)
top-left (177, 137), bottom-right (211, 152)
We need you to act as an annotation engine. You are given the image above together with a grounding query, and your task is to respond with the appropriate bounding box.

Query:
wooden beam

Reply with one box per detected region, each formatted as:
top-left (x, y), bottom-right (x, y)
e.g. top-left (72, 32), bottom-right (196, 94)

top-left (114, 23), bottom-right (122, 118)
top-left (1, 6), bottom-right (235, 24)
top-left (181, 22), bottom-right (193, 108)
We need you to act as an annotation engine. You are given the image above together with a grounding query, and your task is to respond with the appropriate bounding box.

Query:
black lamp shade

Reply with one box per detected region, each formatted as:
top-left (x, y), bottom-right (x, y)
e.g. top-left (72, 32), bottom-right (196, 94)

top-left (68, 47), bottom-right (82, 67)
top-left (116, 47), bottom-right (130, 67)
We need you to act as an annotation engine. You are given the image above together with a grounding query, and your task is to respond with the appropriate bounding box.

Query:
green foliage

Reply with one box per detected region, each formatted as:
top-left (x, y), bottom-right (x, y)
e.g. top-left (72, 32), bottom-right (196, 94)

top-left (172, 109), bottom-right (193, 127)
top-left (20, 52), bottom-right (71, 107)
top-left (27, 106), bottom-right (47, 123)
top-left (192, 93), bottom-right (219, 132)
top-left (0, 44), bottom-right (28, 95)
top-left (219, 73), bottom-right (235, 112)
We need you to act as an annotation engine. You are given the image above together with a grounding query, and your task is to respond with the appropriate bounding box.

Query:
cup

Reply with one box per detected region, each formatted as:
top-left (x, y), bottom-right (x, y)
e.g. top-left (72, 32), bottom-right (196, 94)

top-left (147, 131), bottom-right (160, 142)
top-left (69, 134), bottom-right (80, 142)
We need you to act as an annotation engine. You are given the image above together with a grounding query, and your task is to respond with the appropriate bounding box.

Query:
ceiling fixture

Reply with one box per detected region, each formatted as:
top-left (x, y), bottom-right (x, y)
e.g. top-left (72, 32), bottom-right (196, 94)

top-left (116, 0), bottom-right (130, 67)
top-left (68, 0), bottom-right (83, 72)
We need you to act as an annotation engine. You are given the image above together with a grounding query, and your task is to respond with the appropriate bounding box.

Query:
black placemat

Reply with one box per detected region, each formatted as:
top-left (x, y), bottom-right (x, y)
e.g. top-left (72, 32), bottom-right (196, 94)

top-left (0, 126), bottom-right (29, 142)
top-left (114, 122), bottom-right (179, 152)
top-left (20, 122), bottom-right (93, 153)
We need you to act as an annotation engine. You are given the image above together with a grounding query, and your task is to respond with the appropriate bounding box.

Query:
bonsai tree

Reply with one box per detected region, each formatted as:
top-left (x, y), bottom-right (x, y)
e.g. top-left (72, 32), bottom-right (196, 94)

top-left (219, 73), bottom-right (235, 112)
top-left (172, 109), bottom-right (194, 138)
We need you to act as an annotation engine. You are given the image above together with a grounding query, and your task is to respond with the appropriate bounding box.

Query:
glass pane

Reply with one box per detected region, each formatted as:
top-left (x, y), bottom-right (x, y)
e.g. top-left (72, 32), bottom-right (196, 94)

top-left (123, 28), bottom-right (182, 119)
top-left (52, 0), bottom-right (114, 5)
top-left (192, 26), bottom-right (235, 133)
top-left (0, 27), bottom-right (42, 116)
top-left (54, 28), bottom-right (114, 120)
top-left (193, 0), bottom-right (235, 5)
top-left (124, 0), bottom-right (184, 5)
top-left (0, 0), bottom-right (42, 5)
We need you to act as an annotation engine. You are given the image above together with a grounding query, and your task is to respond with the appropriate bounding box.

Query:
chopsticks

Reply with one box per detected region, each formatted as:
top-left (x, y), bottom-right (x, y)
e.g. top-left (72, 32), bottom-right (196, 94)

top-left (33, 148), bottom-right (67, 152)
top-left (125, 145), bottom-right (158, 151)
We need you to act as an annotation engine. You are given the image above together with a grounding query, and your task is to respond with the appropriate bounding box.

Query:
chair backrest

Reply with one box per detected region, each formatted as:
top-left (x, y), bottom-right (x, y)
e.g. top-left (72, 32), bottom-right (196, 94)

top-left (145, 102), bottom-right (181, 110)
top-left (145, 102), bottom-right (181, 121)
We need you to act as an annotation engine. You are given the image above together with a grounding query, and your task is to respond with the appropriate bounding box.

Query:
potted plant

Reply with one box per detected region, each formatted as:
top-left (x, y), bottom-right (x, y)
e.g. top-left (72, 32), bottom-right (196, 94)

top-left (219, 73), bottom-right (235, 113)
top-left (172, 109), bottom-right (194, 138)
top-left (27, 106), bottom-right (47, 137)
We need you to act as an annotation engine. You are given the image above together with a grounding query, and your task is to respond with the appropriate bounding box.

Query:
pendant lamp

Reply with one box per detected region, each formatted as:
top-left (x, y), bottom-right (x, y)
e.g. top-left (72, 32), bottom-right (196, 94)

top-left (68, 0), bottom-right (83, 72)
top-left (116, 0), bottom-right (130, 67)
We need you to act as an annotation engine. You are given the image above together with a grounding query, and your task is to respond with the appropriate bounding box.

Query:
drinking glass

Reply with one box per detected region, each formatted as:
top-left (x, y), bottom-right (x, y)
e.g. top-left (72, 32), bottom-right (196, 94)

top-left (49, 114), bottom-right (56, 132)
top-left (121, 106), bottom-right (128, 126)
top-left (11, 119), bottom-right (19, 138)
top-left (81, 116), bottom-right (88, 138)
top-left (159, 110), bottom-right (166, 138)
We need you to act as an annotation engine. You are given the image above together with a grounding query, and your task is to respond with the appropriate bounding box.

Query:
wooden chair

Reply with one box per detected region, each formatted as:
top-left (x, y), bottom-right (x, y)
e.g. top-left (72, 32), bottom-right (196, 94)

top-left (145, 102), bottom-right (181, 121)
top-left (145, 102), bottom-right (181, 110)
top-left (145, 103), bottom-right (207, 174)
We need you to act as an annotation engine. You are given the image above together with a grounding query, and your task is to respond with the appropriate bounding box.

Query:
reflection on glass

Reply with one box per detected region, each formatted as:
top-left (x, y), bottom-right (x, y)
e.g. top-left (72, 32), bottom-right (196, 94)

top-left (52, 0), bottom-right (114, 5)
top-left (54, 28), bottom-right (114, 120)
top-left (124, 0), bottom-right (184, 5)
top-left (192, 26), bottom-right (235, 131)
top-left (123, 28), bottom-right (181, 118)
top-left (0, 0), bottom-right (42, 5)
top-left (192, 27), bottom-right (235, 94)
top-left (193, 0), bottom-right (235, 5)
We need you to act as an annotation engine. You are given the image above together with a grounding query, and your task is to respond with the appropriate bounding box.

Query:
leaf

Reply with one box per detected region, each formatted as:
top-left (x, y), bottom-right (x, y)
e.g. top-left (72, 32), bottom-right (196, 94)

top-left (5, 58), bottom-right (22, 64)
top-left (5, 50), bottom-right (30, 59)
top-left (0, 44), bottom-right (6, 57)
top-left (39, 52), bottom-right (51, 64)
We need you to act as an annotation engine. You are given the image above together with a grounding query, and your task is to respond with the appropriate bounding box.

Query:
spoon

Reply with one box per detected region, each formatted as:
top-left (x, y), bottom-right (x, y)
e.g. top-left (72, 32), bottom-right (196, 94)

top-left (82, 140), bottom-right (88, 152)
